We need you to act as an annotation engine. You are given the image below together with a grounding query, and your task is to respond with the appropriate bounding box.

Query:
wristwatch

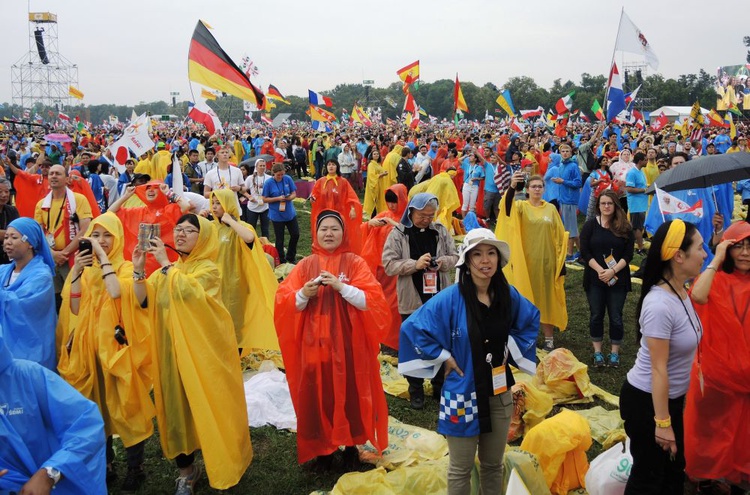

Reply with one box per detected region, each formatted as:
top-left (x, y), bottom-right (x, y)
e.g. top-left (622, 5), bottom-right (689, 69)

top-left (44, 466), bottom-right (61, 486)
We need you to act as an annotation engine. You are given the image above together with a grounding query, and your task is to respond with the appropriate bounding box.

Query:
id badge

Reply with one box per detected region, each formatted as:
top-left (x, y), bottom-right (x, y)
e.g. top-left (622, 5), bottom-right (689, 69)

top-left (422, 271), bottom-right (437, 294)
top-left (279, 200), bottom-right (286, 212)
top-left (492, 365), bottom-right (508, 395)
top-left (45, 232), bottom-right (56, 249)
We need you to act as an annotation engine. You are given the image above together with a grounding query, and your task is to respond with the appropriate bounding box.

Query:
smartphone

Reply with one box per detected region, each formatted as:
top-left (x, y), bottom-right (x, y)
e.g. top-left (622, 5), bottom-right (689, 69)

top-left (78, 239), bottom-right (93, 266)
top-left (114, 325), bottom-right (128, 346)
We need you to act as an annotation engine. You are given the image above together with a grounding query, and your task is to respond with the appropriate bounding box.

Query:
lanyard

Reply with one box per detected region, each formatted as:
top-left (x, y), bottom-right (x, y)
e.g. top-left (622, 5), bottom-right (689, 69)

top-left (661, 278), bottom-right (702, 359)
top-left (729, 284), bottom-right (750, 326)
top-left (274, 178), bottom-right (286, 197)
top-left (46, 194), bottom-right (67, 233)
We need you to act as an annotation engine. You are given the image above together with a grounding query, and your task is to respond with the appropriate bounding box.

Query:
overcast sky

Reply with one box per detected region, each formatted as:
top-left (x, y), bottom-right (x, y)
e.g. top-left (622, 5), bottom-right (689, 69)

top-left (1, 0), bottom-right (747, 106)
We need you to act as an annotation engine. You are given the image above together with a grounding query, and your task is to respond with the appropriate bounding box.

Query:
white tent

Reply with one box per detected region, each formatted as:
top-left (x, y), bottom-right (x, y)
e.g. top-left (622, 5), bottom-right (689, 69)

top-left (648, 106), bottom-right (709, 122)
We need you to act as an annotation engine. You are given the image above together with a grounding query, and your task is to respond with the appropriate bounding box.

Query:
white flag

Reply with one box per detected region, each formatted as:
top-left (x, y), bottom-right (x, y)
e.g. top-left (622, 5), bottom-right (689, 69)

top-left (118, 113), bottom-right (155, 158)
top-left (655, 185), bottom-right (704, 218)
top-left (615, 10), bottom-right (659, 71)
top-left (172, 154), bottom-right (184, 197)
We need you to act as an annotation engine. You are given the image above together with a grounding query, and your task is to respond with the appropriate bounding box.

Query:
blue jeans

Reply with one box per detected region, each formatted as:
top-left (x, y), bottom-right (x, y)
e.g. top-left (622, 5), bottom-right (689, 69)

top-left (273, 217), bottom-right (299, 263)
top-left (585, 284), bottom-right (627, 344)
top-left (247, 209), bottom-right (270, 238)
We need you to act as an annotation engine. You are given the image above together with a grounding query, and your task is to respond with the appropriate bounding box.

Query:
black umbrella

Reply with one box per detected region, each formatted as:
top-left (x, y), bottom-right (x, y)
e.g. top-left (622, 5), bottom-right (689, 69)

top-left (646, 152), bottom-right (750, 194)
top-left (240, 154), bottom-right (274, 168)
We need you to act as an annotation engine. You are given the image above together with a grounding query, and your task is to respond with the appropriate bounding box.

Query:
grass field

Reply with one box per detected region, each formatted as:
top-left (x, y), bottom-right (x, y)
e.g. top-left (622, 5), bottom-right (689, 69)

top-left (107, 200), bottom-right (643, 494)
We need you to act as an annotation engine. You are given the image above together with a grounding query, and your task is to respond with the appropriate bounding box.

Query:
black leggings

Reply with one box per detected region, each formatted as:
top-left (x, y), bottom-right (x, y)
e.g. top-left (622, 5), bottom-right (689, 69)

top-left (106, 437), bottom-right (146, 468)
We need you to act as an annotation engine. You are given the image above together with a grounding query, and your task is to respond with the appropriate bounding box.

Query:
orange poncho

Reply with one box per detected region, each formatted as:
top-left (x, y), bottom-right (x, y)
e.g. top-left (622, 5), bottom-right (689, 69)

top-left (115, 181), bottom-right (183, 275)
top-left (275, 223), bottom-right (390, 464)
top-left (685, 270), bottom-right (750, 486)
top-left (13, 169), bottom-right (101, 218)
top-left (359, 184), bottom-right (408, 349)
top-left (310, 175), bottom-right (363, 254)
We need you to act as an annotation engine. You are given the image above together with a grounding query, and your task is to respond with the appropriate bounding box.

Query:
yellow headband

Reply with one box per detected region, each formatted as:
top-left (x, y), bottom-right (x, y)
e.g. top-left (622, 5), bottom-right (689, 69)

top-left (660, 220), bottom-right (686, 261)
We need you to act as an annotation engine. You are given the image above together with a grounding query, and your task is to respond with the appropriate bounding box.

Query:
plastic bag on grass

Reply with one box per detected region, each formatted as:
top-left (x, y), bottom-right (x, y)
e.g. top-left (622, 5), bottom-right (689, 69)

top-left (243, 366), bottom-right (297, 430)
top-left (316, 457), bottom-right (450, 495)
top-left (503, 448), bottom-right (551, 495)
top-left (520, 410), bottom-right (592, 495)
top-left (565, 406), bottom-right (623, 445)
top-left (380, 354), bottom-right (433, 399)
top-left (584, 439), bottom-right (632, 495)
top-left (533, 348), bottom-right (593, 404)
top-left (507, 382), bottom-right (554, 442)
top-left (359, 416), bottom-right (448, 470)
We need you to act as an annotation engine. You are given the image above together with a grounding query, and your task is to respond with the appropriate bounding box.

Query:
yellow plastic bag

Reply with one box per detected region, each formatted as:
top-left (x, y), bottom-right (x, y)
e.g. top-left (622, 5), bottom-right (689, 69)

top-left (565, 406), bottom-right (623, 446)
top-left (507, 381), bottom-right (554, 441)
top-left (316, 458), bottom-right (450, 495)
top-left (520, 410), bottom-right (592, 495)
top-left (359, 416), bottom-right (448, 470)
top-left (533, 348), bottom-right (593, 404)
top-left (503, 448), bottom-right (551, 495)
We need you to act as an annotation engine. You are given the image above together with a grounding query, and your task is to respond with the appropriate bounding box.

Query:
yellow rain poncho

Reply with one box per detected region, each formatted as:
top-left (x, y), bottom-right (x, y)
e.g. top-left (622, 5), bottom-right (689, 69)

top-left (495, 192), bottom-right (568, 329)
top-left (383, 145), bottom-right (403, 186)
top-left (363, 159), bottom-right (389, 217)
top-left (144, 215), bottom-right (252, 489)
top-left (56, 212), bottom-right (154, 447)
top-left (408, 172), bottom-right (461, 232)
top-left (211, 189), bottom-right (279, 354)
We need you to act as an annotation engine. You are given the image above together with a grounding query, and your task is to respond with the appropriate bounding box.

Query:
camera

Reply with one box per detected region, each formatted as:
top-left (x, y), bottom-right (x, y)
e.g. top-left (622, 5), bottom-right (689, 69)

top-left (428, 259), bottom-right (438, 269)
top-left (114, 325), bottom-right (128, 346)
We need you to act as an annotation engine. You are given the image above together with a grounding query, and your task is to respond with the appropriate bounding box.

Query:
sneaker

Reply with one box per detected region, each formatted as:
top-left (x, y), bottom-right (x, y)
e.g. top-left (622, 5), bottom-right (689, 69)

top-left (565, 254), bottom-right (577, 263)
top-left (542, 340), bottom-right (555, 353)
top-left (175, 464), bottom-right (201, 495)
top-left (609, 353), bottom-right (620, 368)
top-left (593, 352), bottom-right (606, 368)
top-left (121, 465), bottom-right (146, 493)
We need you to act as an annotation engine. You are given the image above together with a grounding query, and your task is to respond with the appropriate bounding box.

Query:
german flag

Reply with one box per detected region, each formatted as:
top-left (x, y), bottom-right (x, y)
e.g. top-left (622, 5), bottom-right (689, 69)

top-left (188, 21), bottom-right (265, 107)
top-left (267, 84), bottom-right (290, 105)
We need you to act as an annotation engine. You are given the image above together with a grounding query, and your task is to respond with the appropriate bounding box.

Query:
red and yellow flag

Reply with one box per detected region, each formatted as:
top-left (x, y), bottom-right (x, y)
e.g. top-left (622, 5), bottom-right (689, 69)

top-left (454, 74), bottom-right (468, 113)
top-left (200, 88), bottom-right (217, 100)
top-left (397, 60), bottom-right (420, 93)
top-left (267, 84), bottom-right (290, 105)
top-left (69, 86), bottom-right (84, 100)
top-left (187, 21), bottom-right (265, 107)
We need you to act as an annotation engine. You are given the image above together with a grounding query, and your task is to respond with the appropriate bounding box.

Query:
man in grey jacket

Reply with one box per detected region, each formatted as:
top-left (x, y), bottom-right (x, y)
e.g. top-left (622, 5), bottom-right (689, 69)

top-left (382, 193), bottom-right (458, 409)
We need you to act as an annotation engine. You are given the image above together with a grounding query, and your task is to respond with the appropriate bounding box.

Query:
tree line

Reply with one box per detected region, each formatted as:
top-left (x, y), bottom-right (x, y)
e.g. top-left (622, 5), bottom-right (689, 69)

top-left (0, 69), bottom-right (726, 128)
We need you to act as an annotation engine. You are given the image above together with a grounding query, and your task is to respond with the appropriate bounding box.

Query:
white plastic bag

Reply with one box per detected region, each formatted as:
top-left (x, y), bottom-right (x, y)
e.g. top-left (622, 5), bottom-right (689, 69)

top-left (584, 438), bottom-right (632, 495)
top-left (244, 367), bottom-right (297, 430)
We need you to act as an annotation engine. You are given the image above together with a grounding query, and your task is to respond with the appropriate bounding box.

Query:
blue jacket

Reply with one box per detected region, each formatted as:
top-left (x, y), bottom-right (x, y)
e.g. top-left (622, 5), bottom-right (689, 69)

top-left (399, 284), bottom-right (539, 437)
top-left (0, 256), bottom-right (57, 370)
top-left (543, 153), bottom-right (562, 203)
top-left (0, 337), bottom-right (106, 495)
top-left (558, 158), bottom-right (582, 205)
top-left (737, 179), bottom-right (750, 202)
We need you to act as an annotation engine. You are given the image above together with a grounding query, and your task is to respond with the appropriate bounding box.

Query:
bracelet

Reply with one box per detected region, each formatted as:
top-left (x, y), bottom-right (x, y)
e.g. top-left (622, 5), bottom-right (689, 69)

top-left (71, 272), bottom-right (83, 284)
top-left (713, 228), bottom-right (724, 235)
top-left (654, 416), bottom-right (672, 428)
top-left (161, 264), bottom-right (173, 275)
top-left (100, 263), bottom-right (112, 268)
top-left (705, 265), bottom-right (717, 272)
top-left (134, 278), bottom-right (146, 284)
top-left (102, 272), bottom-right (116, 280)
top-left (133, 271), bottom-right (146, 281)
top-left (69, 292), bottom-right (81, 298)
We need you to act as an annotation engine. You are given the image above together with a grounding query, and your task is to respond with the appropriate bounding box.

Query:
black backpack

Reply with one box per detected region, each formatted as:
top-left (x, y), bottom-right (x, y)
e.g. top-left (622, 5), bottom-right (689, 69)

top-left (293, 147), bottom-right (307, 165)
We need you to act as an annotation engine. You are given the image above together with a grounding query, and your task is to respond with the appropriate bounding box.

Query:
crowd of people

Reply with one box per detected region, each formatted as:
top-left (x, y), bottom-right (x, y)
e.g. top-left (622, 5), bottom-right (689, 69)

top-left (0, 114), bottom-right (748, 494)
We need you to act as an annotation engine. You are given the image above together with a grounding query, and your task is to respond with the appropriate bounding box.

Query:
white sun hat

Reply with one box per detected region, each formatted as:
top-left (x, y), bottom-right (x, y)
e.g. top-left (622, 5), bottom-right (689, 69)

top-left (456, 228), bottom-right (510, 268)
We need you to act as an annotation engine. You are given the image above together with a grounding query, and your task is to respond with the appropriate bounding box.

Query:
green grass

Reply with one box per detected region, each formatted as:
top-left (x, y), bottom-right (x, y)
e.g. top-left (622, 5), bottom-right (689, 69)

top-left (107, 207), bottom-right (644, 494)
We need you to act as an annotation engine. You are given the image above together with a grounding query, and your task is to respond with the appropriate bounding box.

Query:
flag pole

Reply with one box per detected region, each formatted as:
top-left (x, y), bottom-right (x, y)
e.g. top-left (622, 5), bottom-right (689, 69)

top-left (604, 7), bottom-right (625, 117)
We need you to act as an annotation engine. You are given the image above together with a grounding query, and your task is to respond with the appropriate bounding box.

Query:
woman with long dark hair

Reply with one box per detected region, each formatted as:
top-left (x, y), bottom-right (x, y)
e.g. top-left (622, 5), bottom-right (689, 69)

top-left (580, 190), bottom-right (634, 367)
top-left (399, 228), bottom-right (539, 495)
top-left (620, 219), bottom-right (706, 495)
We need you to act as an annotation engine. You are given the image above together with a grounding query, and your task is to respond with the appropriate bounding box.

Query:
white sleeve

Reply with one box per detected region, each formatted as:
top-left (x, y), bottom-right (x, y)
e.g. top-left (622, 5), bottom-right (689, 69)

top-left (295, 290), bottom-right (310, 311)
top-left (339, 283), bottom-right (367, 310)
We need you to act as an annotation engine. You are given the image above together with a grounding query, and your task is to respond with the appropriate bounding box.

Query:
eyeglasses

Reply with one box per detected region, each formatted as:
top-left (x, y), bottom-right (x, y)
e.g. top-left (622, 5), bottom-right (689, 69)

top-left (730, 241), bottom-right (750, 252)
top-left (173, 227), bottom-right (199, 235)
top-left (599, 201), bottom-right (615, 206)
top-left (528, 185), bottom-right (544, 189)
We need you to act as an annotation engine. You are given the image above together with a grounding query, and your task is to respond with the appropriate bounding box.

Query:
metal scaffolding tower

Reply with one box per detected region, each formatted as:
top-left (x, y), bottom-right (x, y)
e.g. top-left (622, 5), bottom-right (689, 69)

top-left (11, 12), bottom-right (79, 110)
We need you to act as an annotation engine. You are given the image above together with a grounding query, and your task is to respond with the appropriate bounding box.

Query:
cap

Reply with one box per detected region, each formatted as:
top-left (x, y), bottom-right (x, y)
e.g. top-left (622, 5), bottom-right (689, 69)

top-left (156, 141), bottom-right (166, 149)
top-left (723, 221), bottom-right (750, 244)
top-left (455, 228), bottom-right (510, 268)
top-left (131, 173), bottom-right (151, 183)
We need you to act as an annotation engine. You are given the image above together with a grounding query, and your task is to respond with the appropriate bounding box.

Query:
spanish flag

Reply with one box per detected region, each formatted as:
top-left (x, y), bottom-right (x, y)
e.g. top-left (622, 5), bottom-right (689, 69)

top-left (396, 60), bottom-right (420, 93)
top-left (69, 86), bottom-right (84, 100)
top-left (454, 74), bottom-right (468, 113)
top-left (267, 84), bottom-right (290, 105)
top-left (188, 21), bottom-right (265, 108)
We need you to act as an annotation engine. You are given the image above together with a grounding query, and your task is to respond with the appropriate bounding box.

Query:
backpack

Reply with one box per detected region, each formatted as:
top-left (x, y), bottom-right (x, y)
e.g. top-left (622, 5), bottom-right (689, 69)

top-left (293, 147), bottom-right (306, 165)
